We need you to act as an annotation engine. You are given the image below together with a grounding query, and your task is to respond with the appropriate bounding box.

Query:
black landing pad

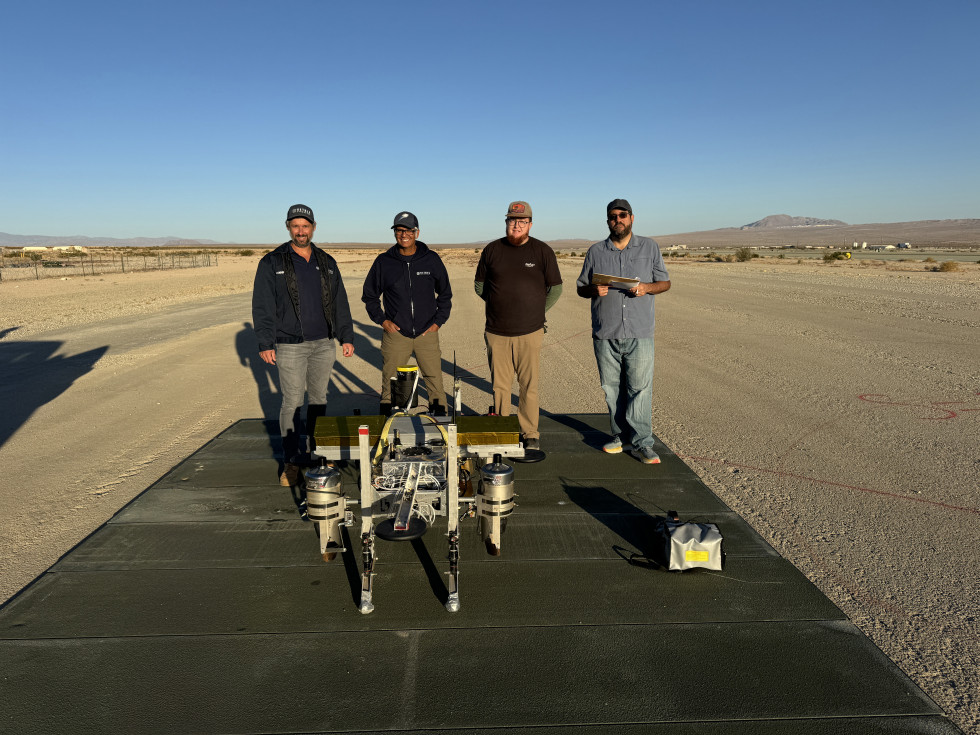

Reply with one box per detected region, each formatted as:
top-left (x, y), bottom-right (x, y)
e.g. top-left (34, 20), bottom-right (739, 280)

top-left (0, 415), bottom-right (963, 735)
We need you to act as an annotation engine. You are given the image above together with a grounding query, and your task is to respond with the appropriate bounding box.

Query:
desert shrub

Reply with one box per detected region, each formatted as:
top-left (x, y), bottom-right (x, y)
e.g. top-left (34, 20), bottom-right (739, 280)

top-left (777, 253), bottom-right (785, 259)
top-left (796, 258), bottom-right (803, 264)
top-left (723, 254), bottom-right (735, 263)
top-left (924, 256), bottom-right (936, 263)
top-left (938, 261), bottom-right (959, 272)
top-left (237, 249), bottom-right (255, 257)
top-left (823, 251), bottom-right (847, 262)
top-left (735, 247), bottom-right (753, 262)
top-left (752, 253), bottom-right (760, 259)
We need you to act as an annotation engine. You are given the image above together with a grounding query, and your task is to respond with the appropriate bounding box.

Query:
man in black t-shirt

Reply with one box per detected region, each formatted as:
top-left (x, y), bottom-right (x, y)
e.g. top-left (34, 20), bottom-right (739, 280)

top-left (474, 201), bottom-right (562, 450)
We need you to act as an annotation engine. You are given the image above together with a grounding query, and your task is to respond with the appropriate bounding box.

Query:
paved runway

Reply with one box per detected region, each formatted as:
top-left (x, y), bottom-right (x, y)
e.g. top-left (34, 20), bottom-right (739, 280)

top-left (0, 415), bottom-right (963, 734)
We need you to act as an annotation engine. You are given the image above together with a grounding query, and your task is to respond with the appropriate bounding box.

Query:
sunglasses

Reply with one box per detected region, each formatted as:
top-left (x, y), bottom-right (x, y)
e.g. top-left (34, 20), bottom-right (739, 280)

top-left (608, 212), bottom-right (631, 221)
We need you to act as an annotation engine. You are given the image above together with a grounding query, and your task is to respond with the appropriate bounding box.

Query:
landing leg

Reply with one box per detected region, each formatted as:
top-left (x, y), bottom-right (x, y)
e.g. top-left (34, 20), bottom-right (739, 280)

top-left (359, 532), bottom-right (375, 614)
top-left (446, 531), bottom-right (460, 613)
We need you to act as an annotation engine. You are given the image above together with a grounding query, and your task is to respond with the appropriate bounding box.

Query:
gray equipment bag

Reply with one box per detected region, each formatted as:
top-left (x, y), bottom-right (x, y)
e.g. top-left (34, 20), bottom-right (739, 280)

top-left (657, 510), bottom-right (724, 571)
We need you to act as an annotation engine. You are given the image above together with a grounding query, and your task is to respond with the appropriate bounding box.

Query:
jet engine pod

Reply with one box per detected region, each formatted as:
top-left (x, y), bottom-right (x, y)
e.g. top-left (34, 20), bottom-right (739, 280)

top-left (478, 455), bottom-right (515, 556)
top-left (305, 463), bottom-right (346, 561)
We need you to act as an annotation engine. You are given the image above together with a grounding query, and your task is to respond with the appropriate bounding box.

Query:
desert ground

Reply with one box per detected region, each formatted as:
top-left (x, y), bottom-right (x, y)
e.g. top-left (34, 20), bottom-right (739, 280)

top-left (1, 249), bottom-right (978, 731)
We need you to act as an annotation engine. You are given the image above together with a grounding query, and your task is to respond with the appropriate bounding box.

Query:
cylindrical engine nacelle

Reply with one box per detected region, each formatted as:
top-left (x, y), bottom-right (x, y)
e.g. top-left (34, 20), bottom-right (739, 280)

top-left (478, 457), bottom-right (514, 556)
top-left (305, 464), bottom-right (345, 560)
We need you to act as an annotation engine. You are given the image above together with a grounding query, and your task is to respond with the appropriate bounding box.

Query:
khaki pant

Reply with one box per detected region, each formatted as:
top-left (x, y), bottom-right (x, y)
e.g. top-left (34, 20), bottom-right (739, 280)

top-left (380, 329), bottom-right (445, 407)
top-left (485, 328), bottom-right (543, 439)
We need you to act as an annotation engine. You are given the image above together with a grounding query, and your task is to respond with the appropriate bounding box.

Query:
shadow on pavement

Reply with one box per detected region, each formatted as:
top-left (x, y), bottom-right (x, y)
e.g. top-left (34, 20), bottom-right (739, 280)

top-left (0, 327), bottom-right (108, 450)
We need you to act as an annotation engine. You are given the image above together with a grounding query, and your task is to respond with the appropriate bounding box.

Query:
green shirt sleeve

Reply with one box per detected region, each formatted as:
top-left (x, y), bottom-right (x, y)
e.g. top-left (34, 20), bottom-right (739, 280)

top-left (544, 283), bottom-right (562, 312)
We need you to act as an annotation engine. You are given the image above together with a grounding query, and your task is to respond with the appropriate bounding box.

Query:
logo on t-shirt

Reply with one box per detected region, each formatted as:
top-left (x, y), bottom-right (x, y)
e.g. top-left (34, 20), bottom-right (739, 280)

top-left (415, 270), bottom-right (431, 276)
top-left (525, 262), bottom-right (535, 267)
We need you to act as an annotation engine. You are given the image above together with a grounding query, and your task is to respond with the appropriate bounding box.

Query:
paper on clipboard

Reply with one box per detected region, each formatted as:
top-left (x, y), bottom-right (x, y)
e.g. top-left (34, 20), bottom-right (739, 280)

top-left (591, 272), bottom-right (640, 290)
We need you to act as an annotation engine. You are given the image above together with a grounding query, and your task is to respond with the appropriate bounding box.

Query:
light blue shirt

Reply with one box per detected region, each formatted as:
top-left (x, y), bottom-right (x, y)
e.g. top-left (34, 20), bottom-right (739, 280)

top-left (576, 235), bottom-right (669, 339)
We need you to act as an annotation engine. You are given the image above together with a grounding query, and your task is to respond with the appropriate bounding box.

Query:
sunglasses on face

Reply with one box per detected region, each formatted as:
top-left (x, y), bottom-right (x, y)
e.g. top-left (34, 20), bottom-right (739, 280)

top-left (608, 212), bottom-right (631, 221)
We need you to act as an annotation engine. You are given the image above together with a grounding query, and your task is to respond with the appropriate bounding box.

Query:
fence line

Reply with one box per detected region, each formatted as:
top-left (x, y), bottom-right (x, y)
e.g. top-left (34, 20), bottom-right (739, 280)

top-left (0, 250), bottom-right (219, 282)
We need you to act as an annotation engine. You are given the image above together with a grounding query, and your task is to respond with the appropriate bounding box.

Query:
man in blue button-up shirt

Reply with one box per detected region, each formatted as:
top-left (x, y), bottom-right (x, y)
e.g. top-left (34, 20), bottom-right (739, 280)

top-left (576, 199), bottom-right (671, 464)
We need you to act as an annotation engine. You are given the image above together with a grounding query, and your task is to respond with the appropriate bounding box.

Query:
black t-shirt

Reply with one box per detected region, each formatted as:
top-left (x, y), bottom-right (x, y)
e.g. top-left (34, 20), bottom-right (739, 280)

top-left (475, 236), bottom-right (562, 336)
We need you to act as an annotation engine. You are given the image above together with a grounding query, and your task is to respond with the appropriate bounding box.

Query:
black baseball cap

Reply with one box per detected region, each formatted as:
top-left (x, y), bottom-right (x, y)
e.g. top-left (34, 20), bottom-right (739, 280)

top-left (286, 204), bottom-right (315, 223)
top-left (391, 211), bottom-right (419, 230)
top-left (606, 198), bottom-right (632, 215)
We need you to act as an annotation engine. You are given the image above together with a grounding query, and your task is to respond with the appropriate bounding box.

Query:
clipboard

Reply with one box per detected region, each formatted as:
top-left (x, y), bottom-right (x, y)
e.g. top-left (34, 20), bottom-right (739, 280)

top-left (591, 273), bottom-right (639, 290)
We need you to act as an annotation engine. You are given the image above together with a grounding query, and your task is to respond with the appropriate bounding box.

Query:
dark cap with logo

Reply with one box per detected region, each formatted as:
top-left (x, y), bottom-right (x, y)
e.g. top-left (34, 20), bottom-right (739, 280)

top-left (606, 198), bottom-right (632, 215)
top-left (391, 211), bottom-right (419, 230)
top-left (506, 201), bottom-right (532, 219)
top-left (286, 204), bottom-right (315, 224)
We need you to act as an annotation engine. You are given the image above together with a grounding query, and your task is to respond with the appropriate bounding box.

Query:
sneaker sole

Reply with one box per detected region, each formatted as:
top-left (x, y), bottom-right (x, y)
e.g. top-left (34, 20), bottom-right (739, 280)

top-left (602, 445), bottom-right (623, 454)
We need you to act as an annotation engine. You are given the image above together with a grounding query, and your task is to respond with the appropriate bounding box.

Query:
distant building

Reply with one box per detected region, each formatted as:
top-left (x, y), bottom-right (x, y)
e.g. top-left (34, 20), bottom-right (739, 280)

top-left (896, 242), bottom-right (911, 249)
top-left (54, 245), bottom-right (88, 253)
top-left (22, 246), bottom-right (49, 252)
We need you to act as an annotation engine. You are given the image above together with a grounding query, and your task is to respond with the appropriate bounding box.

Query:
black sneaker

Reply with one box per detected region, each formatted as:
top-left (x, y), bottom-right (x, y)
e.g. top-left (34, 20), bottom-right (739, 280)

top-left (524, 437), bottom-right (540, 451)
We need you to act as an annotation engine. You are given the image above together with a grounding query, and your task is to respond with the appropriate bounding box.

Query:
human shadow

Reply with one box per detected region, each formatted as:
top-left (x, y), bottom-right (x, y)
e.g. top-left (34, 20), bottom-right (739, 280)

top-left (236, 322), bottom-right (281, 420)
top-left (0, 329), bottom-right (109, 450)
top-left (326, 320), bottom-right (385, 415)
top-left (561, 477), bottom-right (664, 567)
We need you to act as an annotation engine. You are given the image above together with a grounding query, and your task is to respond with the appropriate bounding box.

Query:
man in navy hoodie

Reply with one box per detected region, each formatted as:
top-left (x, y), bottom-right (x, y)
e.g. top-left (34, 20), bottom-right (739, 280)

top-left (252, 204), bottom-right (355, 486)
top-left (362, 211), bottom-right (452, 415)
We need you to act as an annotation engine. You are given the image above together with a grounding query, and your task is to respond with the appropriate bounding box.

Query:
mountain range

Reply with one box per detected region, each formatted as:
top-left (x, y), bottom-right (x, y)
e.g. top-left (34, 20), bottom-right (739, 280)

top-left (739, 214), bottom-right (848, 229)
top-left (2, 217), bottom-right (978, 249)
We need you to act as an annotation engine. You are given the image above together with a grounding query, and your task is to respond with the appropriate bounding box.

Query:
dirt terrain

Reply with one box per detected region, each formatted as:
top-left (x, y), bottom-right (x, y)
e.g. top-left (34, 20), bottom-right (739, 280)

top-left (1, 251), bottom-right (977, 731)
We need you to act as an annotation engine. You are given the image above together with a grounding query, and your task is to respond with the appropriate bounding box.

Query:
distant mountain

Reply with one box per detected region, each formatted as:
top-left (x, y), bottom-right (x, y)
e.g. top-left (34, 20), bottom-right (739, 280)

top-left (656, 218), bottom-right (980, 249)
top-left (0, 232), bottom-right (223, 248)
top-left (740, 215), bottom-right (848, 230)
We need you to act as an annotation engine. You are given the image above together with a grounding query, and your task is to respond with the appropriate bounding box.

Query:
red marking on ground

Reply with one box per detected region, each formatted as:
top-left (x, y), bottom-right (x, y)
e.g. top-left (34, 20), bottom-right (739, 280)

top-left (678, 454), bottom-right (980, 516)
top-left (858, 393), bottom-right (980, 420)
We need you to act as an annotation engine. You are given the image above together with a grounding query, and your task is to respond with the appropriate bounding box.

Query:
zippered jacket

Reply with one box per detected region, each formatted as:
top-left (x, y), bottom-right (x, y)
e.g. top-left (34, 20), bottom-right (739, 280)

top-left (252, 242), bottom-right (354, 352)
top-left (361, 241), bottom-right (452, 337)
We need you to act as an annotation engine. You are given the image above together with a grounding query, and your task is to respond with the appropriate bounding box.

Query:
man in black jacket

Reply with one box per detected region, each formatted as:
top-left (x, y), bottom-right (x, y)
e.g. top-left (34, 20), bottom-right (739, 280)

top-left (252, 204), bottom-right (355, 486)
top-left (362, 211), bottom-right (452, 415)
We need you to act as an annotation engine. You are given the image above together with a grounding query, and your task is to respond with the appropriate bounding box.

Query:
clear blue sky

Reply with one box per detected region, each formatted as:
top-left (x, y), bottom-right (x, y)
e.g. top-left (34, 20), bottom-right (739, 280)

top-left (1, 0), bottom-right (977, 244)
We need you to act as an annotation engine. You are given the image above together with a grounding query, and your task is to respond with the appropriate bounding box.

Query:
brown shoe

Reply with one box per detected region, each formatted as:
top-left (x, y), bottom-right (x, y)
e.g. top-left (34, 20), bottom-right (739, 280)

top-left (280, 463), bottom-right (301, 487)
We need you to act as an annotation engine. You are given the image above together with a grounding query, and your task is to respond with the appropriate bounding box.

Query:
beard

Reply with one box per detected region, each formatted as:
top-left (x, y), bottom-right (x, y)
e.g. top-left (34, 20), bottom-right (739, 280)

top-left (608, 222), bottom-right (632, 241)
top-left (506, 231), bottom-right (529, 246)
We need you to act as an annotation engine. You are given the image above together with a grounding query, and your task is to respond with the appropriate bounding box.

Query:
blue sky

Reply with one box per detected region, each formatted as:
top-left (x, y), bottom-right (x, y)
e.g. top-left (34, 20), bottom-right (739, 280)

top-left (1, 0), bottom-right (977, 244)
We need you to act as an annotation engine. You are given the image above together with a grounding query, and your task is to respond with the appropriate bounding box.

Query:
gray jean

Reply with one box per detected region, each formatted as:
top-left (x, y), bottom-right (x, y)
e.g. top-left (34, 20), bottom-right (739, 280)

top-left (276, 338), bottom-right (336, 461)
top-left (593, 337), bottom-right (656, 449)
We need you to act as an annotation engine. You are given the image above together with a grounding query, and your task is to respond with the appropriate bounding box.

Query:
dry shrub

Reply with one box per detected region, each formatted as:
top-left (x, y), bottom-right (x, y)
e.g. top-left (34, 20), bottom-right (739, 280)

top-left (938, 261), bottom-right (959, 272)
